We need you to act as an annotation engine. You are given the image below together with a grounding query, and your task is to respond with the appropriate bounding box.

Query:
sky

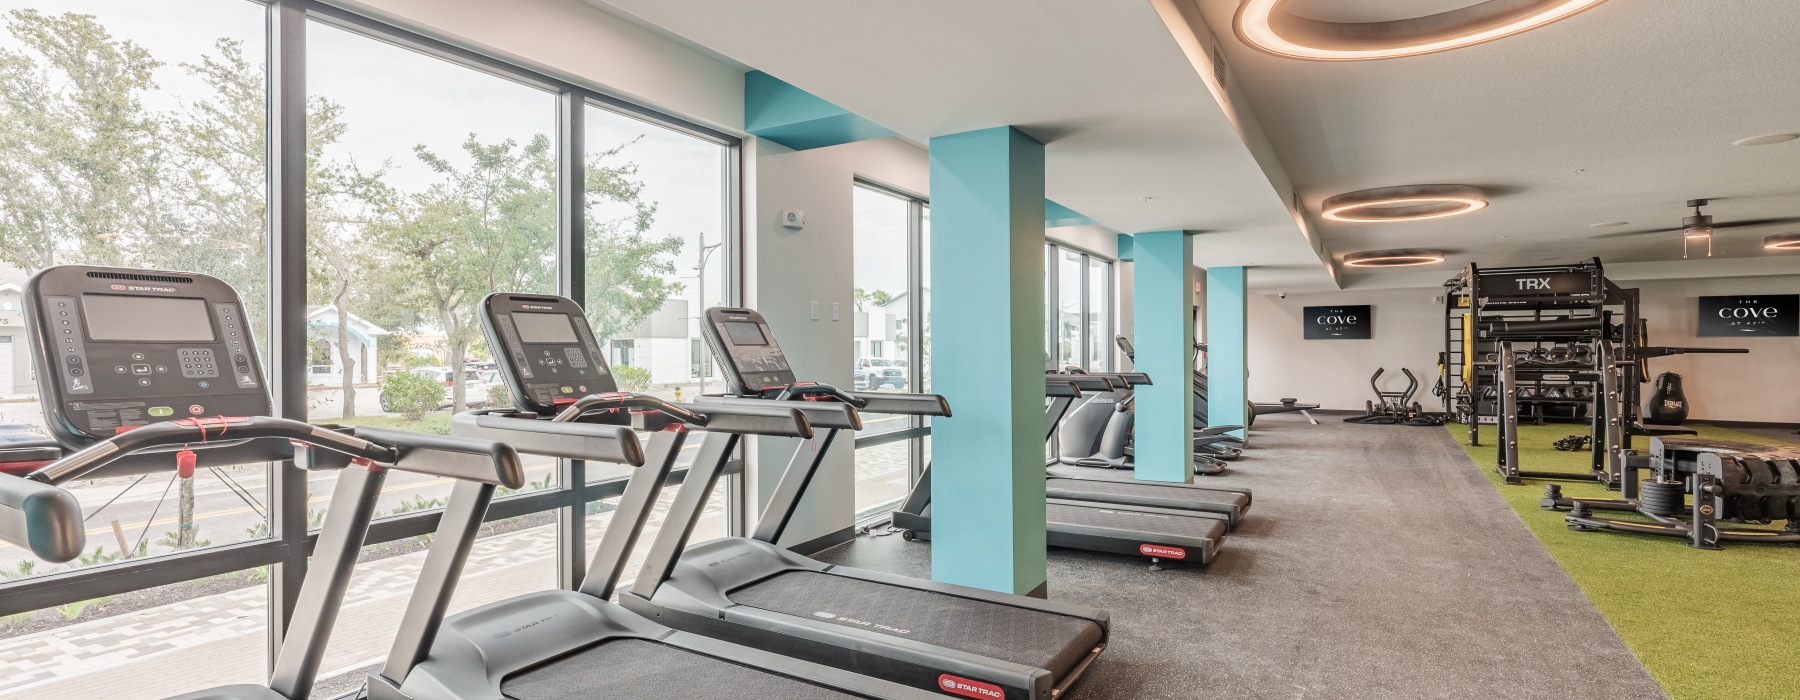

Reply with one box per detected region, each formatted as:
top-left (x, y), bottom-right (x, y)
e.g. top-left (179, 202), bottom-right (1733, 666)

top-left (0, 0), bottom-right (728, 309)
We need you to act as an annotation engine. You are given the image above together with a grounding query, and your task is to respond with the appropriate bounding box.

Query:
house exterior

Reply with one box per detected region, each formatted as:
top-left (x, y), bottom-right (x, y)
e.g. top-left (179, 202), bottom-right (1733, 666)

top-left (306, 306), bottom-right (390, 385)
top-left (0, 284), bottom-right (35, 396)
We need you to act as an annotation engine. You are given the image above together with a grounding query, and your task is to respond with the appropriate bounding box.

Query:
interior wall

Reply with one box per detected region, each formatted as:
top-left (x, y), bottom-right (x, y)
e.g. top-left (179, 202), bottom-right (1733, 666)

top-left (744, 137), bottom-right (928, 546)
top-left (1246, 275), bottom-right (1800, 423)
top-left (1624, 275), bottom-right (1800, 423)
top-left (1246, 288), bottom-right (1444, 411)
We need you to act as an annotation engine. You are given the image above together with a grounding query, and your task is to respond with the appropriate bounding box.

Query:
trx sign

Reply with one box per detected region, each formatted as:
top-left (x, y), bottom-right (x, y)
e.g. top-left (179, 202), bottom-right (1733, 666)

top-left (1303, 305), bottom-right (1372, 340)
top-left (1697, 294), bottom-right (1798, 337)
top-left (1482, 270), bottom-right (1595, 297)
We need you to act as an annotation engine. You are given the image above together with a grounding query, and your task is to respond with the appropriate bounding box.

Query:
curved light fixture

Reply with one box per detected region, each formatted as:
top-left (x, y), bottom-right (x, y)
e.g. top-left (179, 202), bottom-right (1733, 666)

top-left (1234, 0), bottom-right (1612, 62)
top-left (1766, 233), bottom-right (1800, 250)
top-left (1322, 185), bottom-right (1488, 223)
top-left (1343, 249), bottom-right (1448, 268)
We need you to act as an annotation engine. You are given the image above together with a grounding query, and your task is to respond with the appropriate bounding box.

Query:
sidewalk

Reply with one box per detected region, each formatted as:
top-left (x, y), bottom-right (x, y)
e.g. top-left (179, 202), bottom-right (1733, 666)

top-left (0, 491), bottom-right (728, 699)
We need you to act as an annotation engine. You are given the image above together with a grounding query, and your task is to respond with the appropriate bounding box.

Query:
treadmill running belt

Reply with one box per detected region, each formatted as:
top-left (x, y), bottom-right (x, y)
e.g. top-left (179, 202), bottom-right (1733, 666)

top-left (729, 571), bottom-right (1103, 677)
top-left (501, 638), bottom-right (860, 699)
top-left (1046, 474), bottom-right (1248, 507)
top-left (1046, 502), bottom-right (1223, 538)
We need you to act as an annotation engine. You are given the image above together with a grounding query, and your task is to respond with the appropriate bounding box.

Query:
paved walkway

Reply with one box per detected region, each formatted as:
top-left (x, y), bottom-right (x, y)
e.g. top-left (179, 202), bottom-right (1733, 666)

top-left (0, 490), bottom-right (729, 699)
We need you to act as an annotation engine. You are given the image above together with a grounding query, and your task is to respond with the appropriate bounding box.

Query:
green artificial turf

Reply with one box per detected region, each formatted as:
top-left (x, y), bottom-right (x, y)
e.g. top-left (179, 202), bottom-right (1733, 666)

top-left (1451, 421), bottom-right (1800, 700)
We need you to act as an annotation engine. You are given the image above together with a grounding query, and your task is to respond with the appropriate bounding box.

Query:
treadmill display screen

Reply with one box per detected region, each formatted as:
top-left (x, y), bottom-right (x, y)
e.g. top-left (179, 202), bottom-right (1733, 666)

top-left (512, 311), bottom-right (579, 344)
top-left (722, 320), bottom-right (769, 346)
top-left (81, 295), bottom-right (215, 342)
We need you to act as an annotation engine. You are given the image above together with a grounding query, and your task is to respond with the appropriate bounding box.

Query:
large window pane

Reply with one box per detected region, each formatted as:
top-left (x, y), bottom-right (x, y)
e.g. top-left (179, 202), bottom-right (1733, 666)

top-left (852, 185), bottom-right (921, 518)
top-left (582, 104), bottom-right (729, 482)
top-left (1057, 248), bottom-right (1084, 369)
top-left (0, 567), bottom-right (270, 699)
top-left (919, 206), bottom-right (931, 393)
top-left (303, 20), bottom-right (560, 516)
top-left (0, 1), bottom-right (271, 590)
top-left (1087, 256), bottom-right (1110, 372)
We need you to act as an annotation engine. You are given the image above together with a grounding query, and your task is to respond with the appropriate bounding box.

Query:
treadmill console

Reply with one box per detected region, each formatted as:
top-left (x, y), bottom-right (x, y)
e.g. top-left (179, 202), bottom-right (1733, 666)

top-left (699, 307), bottom-right (795, 395)
top-left (478, 293), bottom-right (615, 415)
top-left (24, 266), bottom-right (272, 445)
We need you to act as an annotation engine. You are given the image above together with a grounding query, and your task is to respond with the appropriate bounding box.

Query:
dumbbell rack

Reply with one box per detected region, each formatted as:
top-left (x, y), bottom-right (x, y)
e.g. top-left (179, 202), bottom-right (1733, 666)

top-left (1442, 259), bottom-right (1641, 465)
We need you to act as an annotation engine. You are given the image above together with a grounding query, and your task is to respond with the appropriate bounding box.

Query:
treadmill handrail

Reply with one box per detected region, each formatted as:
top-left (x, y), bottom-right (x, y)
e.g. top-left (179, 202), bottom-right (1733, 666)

top-left (454, 409), bottom-right (645, 464)
top-left (696, 394), bottom-right (863, 431)
top-left (1046, 380), bottom-right (1082, 398)
top-left (846, 391), bottom-right (952, 417)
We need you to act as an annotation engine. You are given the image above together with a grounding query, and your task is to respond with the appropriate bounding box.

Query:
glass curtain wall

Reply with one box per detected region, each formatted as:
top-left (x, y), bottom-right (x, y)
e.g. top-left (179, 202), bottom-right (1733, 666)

top-left (851, 183), bottom-right (928, 520)
top-left (1044, 242), bottom-right (1114, 373)
top-left (0, 2), bottom-right (274, 695)
top-left (0, 3), bottom-right (742, 698)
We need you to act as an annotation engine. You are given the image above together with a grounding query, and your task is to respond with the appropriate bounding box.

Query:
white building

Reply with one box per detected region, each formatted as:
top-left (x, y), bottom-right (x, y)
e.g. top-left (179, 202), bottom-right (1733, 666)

top-left (306, 306), bottom-right (390, 385)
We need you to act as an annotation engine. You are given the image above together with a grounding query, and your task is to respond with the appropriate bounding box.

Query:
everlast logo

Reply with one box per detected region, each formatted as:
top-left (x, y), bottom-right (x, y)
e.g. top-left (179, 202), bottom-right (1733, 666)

top-left (938, 674), bottom-right (1004, 699)
top-left (810, 611), bottom-right (911, 635)
top-left (110, 284), bottom-right (177, 293)
top-left (1516, 277), bottom-right (1551, 290)
top-left (1139, 543), bottom-right (1187, 559)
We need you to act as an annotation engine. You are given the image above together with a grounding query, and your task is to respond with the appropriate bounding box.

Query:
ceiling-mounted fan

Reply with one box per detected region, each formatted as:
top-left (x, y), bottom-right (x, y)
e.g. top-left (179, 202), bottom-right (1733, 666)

top-left (1590, 199), bottom-right (1800, 258)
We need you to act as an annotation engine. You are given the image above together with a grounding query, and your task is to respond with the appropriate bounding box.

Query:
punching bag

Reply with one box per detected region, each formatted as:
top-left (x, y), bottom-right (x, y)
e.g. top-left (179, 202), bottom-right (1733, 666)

top-left (1645, 372), bottom-right (1689, 425)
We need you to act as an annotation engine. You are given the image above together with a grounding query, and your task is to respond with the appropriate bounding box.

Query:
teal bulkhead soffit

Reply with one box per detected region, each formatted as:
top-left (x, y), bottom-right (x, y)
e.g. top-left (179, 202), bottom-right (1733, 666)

top-left (928, 126), bottom-right (1049, 596)
top-left (1045, 199), bottom-right (1100, 228)
top-left (1131, 230), bottom-right (1197, 483)
top-left (1206, 266), bottom-right (1249, 439)
top-left (744, 71), bottom-right (896, 150)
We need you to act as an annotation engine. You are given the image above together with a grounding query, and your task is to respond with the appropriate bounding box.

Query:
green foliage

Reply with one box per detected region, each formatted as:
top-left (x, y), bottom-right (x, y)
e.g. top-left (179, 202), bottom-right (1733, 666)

top-left (55, 596), bottom-right (113, 620)
top-left (381, 371), bottom-right (444, 420)
top-left (2, 559), bottom-right (36, 580)
top-left (76, 546), bottom-right (122, 568)
top-left (487, 382), bottom-right (513, 411)
top-left (389, 494), bottom-right (446, 516)
top-left (157, 527), bottom-right (210, 551)
top-left (1454, 422), bottom-right (1800, 700)
top-left (612, 365), bottom-right (652, 392)
top-left (0, 611), bottom-right (35, 626)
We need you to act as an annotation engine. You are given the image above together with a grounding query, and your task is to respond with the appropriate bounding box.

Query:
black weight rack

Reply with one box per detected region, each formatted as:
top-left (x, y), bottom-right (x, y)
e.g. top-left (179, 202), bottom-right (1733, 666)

top-left (1442, 259), bottom-right (1642, 484)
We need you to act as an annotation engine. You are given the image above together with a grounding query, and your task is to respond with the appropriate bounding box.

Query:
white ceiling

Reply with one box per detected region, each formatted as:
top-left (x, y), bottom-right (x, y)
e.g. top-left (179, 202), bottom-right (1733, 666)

top-left (589, 0), bottom-right (1800, 293)
top-left (1192, 0), bottom-right (1800, 287)
top-left (586, 0), bottom-right (1331, 288)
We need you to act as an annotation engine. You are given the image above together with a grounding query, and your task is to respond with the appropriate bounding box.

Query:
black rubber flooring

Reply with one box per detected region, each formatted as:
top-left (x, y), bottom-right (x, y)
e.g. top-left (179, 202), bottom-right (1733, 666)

top-left (817, 412), bottom-right (1668, 699)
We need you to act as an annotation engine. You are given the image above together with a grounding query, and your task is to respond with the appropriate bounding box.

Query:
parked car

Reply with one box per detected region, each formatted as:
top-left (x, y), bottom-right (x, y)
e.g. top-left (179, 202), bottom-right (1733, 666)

top-left (854, 357), bottom-right (907, 390)
top-left (383, 366), bottom-right (503, 410)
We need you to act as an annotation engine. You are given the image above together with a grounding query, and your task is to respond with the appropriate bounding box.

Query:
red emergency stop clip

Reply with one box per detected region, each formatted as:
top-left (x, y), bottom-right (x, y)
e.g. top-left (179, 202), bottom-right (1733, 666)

top-left (176, 449), bottom-right (197, 479)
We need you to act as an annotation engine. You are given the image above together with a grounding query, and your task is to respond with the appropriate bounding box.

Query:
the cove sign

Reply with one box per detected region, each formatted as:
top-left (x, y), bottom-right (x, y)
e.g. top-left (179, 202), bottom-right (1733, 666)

top-left (1304, 305), bottom-right (1372, 340)
top-left (1697, 295), bottom-right (1798, 337)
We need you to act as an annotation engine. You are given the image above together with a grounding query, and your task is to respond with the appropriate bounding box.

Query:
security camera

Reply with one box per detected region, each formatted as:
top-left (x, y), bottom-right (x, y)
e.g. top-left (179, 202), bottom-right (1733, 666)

top-left (1278, 292), bottom-right (1288, 300)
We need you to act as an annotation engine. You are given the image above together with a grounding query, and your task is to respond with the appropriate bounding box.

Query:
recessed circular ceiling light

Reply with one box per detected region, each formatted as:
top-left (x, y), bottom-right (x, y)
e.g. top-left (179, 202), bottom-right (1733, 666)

top-left (1732, 134), bottom-right (1800, 147)
top-left (1589, 221), bottom-right (1629, 227)
top-left (1234, 0), bottom-right (1611, 61)
top-left (1765, 233), bottom-right (1800, 250)
top-left (1343, 248), bottom-right (1448, 268)
top-left (1321, 184), bottom-right (1487, 223)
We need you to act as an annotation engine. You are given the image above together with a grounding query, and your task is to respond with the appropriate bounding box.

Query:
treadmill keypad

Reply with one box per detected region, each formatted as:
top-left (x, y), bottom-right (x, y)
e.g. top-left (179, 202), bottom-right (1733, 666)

top-left (178, 348), bottom-right (219, 378)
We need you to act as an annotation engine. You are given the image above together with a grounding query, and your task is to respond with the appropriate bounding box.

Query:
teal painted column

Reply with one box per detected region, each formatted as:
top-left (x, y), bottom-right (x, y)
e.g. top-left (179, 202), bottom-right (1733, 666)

top-left (928, 126), bottom-right (1047, 595)
top-left (1130, 231), bottom-right (1197, 483)
top-left (1206, 266), bottom-right (1249, 439)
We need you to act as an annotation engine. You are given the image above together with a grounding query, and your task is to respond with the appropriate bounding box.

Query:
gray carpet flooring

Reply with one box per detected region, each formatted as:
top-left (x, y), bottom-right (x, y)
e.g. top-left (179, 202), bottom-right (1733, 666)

top-left (815, 413), bottom-right (1666, 699)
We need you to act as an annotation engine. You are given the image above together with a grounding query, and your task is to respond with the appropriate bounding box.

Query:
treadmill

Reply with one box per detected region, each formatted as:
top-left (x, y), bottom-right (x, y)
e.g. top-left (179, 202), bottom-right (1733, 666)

top-left (367, 292), bottom-right (940, 700)
top-left (1053, 370), bottom-right (1241, 474)
top-left (1045, 372), bottom-right (1252, 525)
top-left (0, 265), bottom-right (525, 700)
top-left (622, 306), bottom-right (1111, 700)
top-left (891, 376), bottom-right (1230, 568)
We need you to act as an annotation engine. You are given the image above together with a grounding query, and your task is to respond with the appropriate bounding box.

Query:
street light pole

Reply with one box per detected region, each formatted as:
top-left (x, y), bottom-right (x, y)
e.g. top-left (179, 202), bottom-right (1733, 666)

top-left (695, 232), bottom-right (722, 395)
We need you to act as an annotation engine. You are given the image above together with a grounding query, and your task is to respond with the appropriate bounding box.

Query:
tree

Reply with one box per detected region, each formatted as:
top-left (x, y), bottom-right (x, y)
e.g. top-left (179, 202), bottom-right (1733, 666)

top-left (0, 10), bottom-right (162, 273)
top-left (378, 134), bottom-right (555, 412)
top-left (583, 139), bottom-right (683, 344)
